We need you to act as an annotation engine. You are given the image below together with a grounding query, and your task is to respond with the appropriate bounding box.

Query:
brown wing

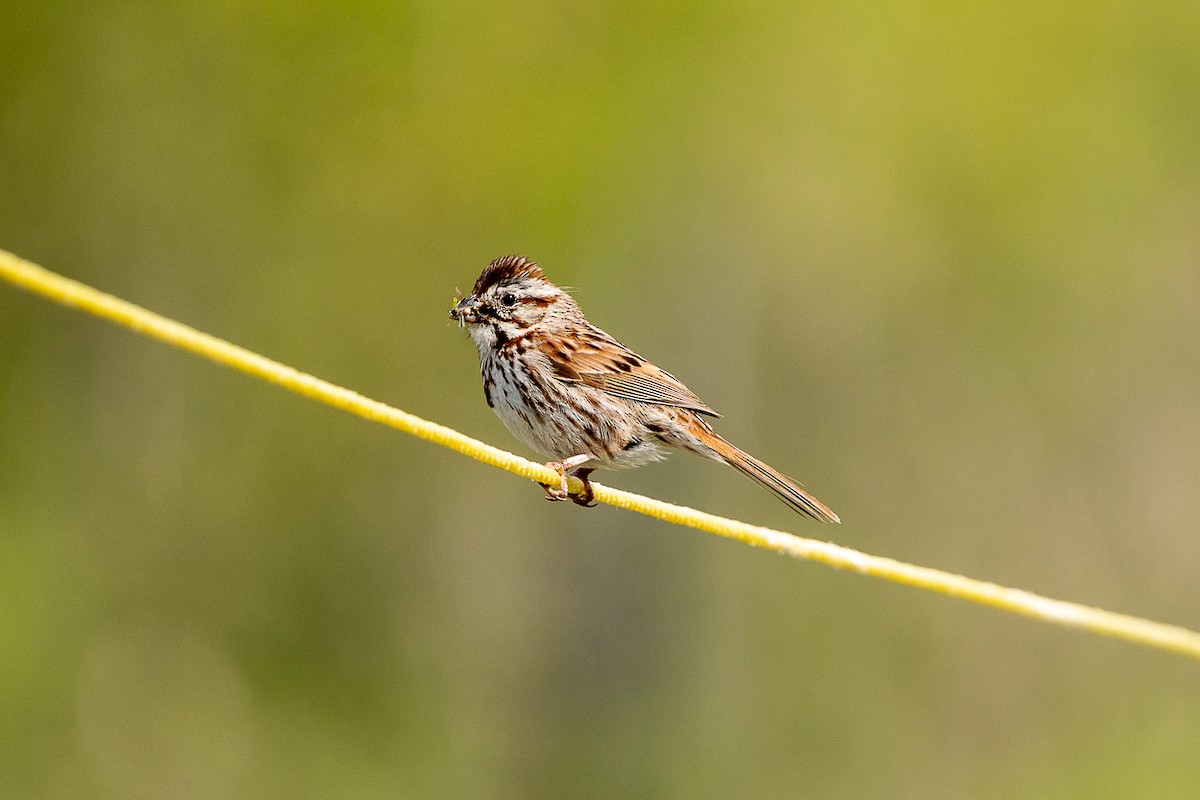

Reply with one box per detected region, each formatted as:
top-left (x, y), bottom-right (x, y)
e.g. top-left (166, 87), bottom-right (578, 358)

top-left (546, 326), bottom-right (720, 418)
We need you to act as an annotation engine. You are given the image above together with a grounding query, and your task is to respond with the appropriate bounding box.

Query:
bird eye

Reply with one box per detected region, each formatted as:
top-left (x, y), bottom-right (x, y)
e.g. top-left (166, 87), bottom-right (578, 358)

top-left (500, 292), bottom-right (517, 307)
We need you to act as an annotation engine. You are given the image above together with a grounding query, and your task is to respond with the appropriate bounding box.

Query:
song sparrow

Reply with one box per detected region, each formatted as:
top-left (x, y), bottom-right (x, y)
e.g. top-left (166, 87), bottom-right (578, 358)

top-left (450, 255), bottom-right (839, 523)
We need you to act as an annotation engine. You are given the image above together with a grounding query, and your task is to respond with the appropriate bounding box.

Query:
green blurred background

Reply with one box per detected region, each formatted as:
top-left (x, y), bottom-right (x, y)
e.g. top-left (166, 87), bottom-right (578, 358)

top-left (2, 1), bottom-right (1199, 797)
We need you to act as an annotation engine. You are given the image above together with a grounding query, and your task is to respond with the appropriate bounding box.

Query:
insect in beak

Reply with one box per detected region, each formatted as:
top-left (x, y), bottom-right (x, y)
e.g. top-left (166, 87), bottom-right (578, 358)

top-left (450, 289), bottom-right (480, 327)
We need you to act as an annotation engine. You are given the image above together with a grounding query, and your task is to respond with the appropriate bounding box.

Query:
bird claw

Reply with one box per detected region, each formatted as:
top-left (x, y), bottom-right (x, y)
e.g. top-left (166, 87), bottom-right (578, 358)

top-left (541, 481), bottom-right (569, 502)
top-left (541, 462), bottom-right (596, 507)
top-left (568, 467), bottom-right (597, 507)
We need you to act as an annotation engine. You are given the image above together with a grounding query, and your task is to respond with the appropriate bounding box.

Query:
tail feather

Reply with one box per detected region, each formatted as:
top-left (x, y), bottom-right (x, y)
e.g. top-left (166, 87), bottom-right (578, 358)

top-left (705, 434), bottom-right (840, 524)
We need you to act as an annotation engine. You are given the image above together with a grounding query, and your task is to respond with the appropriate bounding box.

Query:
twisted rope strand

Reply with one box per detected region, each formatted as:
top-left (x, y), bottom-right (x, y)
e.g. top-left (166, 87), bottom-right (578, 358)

top-left (3, 247), bottom-right (1198, 661)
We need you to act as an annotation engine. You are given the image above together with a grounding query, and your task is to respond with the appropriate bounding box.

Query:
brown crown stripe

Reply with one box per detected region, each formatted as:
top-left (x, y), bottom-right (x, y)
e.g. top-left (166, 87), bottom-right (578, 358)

top-left (474, 255), bottom-right (545, 295)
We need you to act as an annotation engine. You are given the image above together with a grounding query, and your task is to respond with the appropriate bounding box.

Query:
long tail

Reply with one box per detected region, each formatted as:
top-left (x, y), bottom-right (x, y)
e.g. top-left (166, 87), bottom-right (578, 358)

top-left (702, 431), bottom-right (840, 524)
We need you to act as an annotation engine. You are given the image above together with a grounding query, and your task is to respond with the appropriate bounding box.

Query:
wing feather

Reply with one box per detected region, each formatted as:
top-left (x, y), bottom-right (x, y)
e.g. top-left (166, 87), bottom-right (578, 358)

top-left (546, 327), bottom-right (720, 417)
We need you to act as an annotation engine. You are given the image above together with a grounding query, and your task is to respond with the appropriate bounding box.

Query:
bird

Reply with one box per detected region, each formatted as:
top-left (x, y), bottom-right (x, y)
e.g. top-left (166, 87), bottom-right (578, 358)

top-left (450, 255), bottom-right (839, 523)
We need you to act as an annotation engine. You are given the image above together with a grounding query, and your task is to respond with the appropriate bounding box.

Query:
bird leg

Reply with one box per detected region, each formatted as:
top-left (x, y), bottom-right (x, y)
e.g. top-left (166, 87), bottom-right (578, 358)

top-left (541, 454), bottom-right (594, 503)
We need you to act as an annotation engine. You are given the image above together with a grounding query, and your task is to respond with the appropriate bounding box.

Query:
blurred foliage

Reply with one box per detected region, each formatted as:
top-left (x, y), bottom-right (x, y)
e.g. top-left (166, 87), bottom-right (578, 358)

top-left (2, 1), bottom-right (1199, 797)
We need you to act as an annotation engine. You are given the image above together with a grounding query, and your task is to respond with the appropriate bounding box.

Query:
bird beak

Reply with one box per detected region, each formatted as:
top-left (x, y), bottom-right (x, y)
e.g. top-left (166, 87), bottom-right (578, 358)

top-left (449, 294), bottom-right (482, 327)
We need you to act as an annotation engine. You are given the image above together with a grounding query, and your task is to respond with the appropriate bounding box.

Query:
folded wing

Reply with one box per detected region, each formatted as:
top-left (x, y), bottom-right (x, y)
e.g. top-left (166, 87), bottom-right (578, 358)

top-left (547, 327), bottom-right (720, 418)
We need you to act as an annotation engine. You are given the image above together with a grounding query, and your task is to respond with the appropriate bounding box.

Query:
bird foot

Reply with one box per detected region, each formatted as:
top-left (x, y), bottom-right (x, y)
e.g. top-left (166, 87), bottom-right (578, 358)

top-left (540, 458), bottom-right (597, 507)
top-left (568, 467), bottom-right (597, 507)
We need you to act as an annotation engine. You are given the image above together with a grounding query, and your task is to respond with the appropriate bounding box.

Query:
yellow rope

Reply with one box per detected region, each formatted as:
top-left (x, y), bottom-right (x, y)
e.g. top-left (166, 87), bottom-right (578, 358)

top-left (3, 246), bottom-right (1199, 661)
